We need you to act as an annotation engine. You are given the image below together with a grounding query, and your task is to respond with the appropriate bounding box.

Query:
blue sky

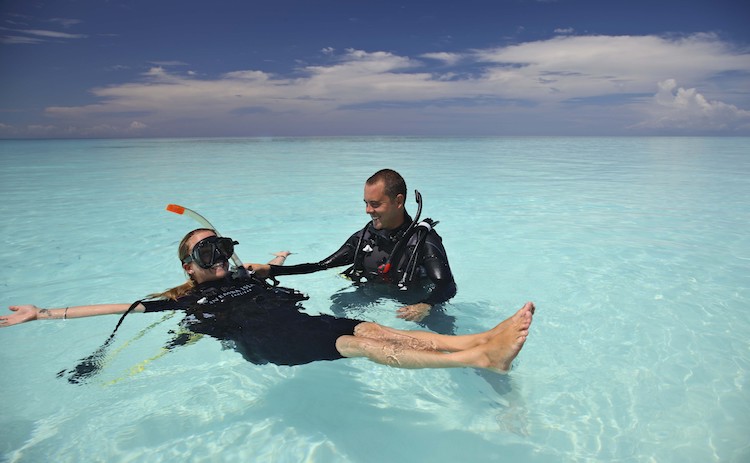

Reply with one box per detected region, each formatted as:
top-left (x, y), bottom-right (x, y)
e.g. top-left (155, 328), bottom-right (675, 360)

top-left (1, 0), bottom-right (749, 138)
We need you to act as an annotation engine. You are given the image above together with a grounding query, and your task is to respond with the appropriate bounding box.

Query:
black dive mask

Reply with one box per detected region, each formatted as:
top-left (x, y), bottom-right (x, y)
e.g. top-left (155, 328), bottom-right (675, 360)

top-left (182, 236), bottom-right (237, 269)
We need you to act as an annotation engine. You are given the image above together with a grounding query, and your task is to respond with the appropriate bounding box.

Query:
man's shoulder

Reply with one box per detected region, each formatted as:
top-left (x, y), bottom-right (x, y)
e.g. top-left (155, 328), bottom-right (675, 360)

top-left (421, 219), bottom-right (444, 238)
top-left (422, 225), bottom-right (449, 253)
top-left (425, 228), bottom-right (444, 242)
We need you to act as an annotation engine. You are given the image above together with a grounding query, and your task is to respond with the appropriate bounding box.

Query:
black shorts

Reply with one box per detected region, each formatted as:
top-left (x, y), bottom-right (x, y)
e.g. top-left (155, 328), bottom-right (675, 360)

top-left (232, 310), bottom-right (364, 366)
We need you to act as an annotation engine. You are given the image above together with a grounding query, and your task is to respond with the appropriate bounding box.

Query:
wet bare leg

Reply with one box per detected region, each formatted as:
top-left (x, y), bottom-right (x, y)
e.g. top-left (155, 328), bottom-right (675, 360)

top-left (430, 302), bottom-right (532, 372)
top-left (353, 302), bottom-right (535, 353)
top-left (352, 322), bottom-right (441, 351)
top-left (337, 302), bottom-right (534, 372)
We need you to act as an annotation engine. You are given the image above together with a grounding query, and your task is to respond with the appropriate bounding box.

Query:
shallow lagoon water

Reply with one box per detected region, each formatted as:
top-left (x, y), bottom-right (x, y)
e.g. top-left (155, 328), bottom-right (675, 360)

top-left (0, 137), bottom-right (748, 462)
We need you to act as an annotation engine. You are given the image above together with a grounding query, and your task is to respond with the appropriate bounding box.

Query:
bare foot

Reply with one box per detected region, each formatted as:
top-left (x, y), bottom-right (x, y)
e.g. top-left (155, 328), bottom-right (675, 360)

top-left (483, 302), bottom-right (534, 373)
top-left (488, 302), bottom-right (534, 337)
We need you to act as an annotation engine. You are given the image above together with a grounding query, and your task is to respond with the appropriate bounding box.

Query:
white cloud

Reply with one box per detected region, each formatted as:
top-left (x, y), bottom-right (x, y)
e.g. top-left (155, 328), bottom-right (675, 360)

top-left (633, 79), bottom-right (750, 132)
top-left (0, 35), bottom-right (44, 44)
top-left (4, 121), bottom-right (149, 138)
top-left (0, 25), bottom-right (86, 44)
top-left (29, 34), bottom-right (750, 137)
top-left (472, 33), bottom-right (750, 101)
top-left (16, 28), bottom-right (86, 39)
top-left (26, 124), bottom-right (70, 136)
top-left (48, 18), bottom-right (83, 28)
top-left (421, 52), bottom-right (463, 65)
top-left (0, 122), bottom-right (19, 136)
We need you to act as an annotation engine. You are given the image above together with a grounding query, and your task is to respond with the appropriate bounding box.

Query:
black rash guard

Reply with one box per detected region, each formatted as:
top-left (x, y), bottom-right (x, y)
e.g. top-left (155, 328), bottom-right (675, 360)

top-left (270, 214), bottom-right (457, 306)
top-left (141, 276), bottom-right (363, 366)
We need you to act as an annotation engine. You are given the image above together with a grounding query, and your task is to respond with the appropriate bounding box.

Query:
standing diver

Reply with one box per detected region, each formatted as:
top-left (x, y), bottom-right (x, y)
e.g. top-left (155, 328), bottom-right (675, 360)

top-left (252, 169), bottom-right (457, 323)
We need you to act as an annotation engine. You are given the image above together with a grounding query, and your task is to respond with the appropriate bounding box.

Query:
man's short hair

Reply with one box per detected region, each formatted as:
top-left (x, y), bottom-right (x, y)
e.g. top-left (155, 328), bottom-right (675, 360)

top-left (367, 169), bottom-right (407, 201)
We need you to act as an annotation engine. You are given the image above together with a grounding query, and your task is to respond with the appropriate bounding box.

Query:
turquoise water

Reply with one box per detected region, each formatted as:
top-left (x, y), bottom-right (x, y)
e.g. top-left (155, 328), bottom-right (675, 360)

top-left (0, 137), bottom-right (748, 462)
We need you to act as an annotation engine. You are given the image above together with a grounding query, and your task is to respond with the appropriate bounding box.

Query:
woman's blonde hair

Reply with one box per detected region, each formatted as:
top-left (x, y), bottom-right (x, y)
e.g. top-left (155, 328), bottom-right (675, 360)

top-left (149, 228), bottom-right (216, 301)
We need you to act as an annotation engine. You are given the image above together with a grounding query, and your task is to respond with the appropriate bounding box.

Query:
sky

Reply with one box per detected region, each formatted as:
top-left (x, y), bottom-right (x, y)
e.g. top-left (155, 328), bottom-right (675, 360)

top-left (1, 0), bottom-right (749, 138)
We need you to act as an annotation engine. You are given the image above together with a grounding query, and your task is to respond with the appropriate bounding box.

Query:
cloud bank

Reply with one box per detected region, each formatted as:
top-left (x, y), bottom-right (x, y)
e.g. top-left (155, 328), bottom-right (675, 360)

top-left (633, 79), bottom-right (750, 132)
top-left (3, 33), bottom-right (749, 137)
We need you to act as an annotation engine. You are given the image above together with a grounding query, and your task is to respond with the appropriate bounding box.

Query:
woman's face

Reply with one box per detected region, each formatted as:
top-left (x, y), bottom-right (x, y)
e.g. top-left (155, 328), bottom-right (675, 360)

top-left (183, 229), bottom-right (230, 283)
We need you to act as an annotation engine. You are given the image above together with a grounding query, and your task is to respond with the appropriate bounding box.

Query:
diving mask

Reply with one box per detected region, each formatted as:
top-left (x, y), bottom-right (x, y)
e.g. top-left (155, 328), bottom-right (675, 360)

top-left (182, 236), bottom-right (238, 269)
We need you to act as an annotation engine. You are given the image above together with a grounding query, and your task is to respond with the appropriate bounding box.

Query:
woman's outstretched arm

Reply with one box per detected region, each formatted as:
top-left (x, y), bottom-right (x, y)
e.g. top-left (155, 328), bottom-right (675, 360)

top-left (266, 251), bottom-right (292, 266)
top-left (246, 250), bottom-right (294, 276)
top-left (1, 303), bottom-right (146, 327)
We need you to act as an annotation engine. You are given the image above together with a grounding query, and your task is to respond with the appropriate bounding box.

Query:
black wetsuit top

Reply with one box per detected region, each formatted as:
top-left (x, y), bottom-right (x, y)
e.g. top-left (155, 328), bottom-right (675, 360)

top-left (270, 214), bottom-right (457, 306)
top-left (141, 276), bottom-right (363, 366)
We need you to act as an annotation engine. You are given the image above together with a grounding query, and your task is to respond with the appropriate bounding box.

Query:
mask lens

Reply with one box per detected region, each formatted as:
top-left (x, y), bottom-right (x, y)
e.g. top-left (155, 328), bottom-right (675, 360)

top-left (188, 236), bottom-right (236, 268)
top-left (196, 243), bottom-right (217, 267)
top-left (216, 238), bottom-right (235, 258)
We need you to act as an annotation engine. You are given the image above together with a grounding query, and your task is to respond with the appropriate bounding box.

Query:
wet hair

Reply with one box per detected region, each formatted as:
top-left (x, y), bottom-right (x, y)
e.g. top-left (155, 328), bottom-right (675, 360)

top-left (149, 228), bottom-right (216, 301)
top-left (367, 169), bottom-right (407, 201)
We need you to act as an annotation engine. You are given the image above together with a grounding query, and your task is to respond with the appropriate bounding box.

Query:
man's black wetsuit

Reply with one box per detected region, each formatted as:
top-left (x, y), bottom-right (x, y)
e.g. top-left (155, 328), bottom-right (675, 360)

top-left (141, 276), bottom-right (363, 366)
top-left (269, 214), bottom-right (457, 306)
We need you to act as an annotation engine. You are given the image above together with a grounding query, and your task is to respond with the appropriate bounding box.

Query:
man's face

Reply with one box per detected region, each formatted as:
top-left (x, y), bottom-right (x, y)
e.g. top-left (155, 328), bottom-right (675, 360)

top-left (364, 180), bottom-right (405, 230)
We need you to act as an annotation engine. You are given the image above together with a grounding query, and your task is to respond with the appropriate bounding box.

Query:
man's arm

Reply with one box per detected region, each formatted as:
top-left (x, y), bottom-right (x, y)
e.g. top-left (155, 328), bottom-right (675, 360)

top-left (420, 250), bottom-right (457, 305)
top-left (267, 232), bottom-right (360, 277)
top-left (396, 234), bottom-right (457, 321)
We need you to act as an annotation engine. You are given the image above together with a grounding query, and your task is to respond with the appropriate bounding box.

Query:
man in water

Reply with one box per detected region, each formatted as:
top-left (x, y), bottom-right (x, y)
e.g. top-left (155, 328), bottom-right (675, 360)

top-left (253, 169), bottom-right (456, 323)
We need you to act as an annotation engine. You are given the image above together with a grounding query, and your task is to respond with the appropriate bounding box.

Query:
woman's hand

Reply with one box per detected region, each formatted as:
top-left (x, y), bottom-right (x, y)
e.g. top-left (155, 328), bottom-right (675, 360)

top-left (246, 263), bottom-right (272, 277)
top-left (0, 305), bottom-right (43, 327)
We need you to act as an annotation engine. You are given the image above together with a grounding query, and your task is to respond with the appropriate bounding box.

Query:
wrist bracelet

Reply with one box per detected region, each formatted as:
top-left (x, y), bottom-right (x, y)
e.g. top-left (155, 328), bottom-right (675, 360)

top-left (63, 307), bottom-right (69, 320)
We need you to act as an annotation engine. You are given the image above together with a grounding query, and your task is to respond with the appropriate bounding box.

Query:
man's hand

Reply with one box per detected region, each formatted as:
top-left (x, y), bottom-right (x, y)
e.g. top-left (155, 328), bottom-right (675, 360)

top-left (396, 302), bottom-right (431, 322)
